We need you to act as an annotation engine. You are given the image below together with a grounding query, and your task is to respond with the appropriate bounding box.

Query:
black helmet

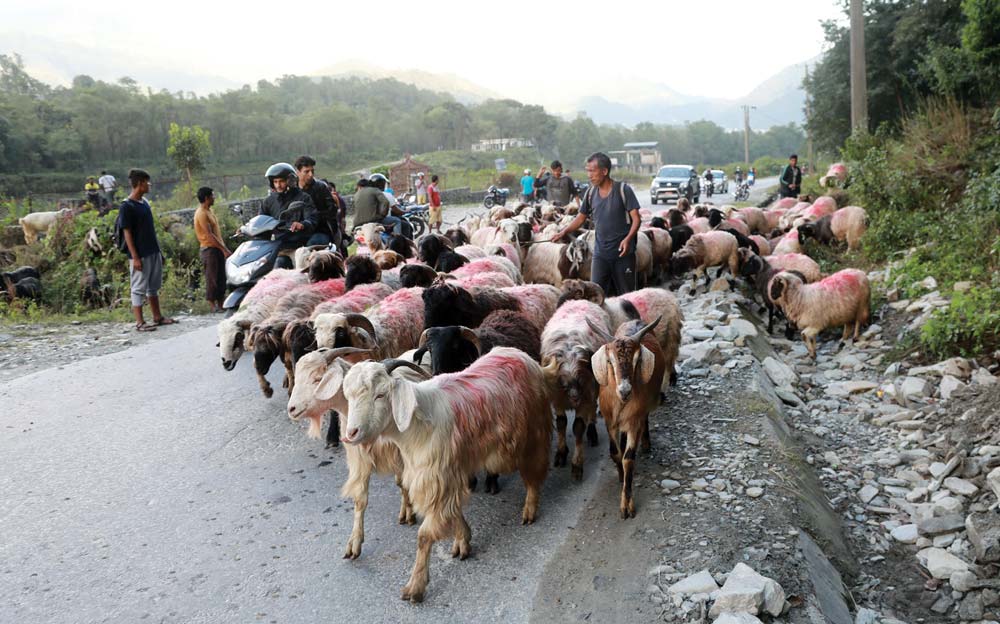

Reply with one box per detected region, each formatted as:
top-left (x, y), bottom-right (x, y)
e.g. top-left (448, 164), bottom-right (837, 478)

top-left (266, 162), bottom-right (297, 188)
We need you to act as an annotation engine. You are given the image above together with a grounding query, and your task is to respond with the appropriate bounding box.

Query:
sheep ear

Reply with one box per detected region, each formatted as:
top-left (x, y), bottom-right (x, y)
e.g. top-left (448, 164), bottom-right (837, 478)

top-left (314, 361), bottom-right (347, 401)
top-left (390, 378), bottom-right (418, 432)
top-left (591, 346), bottom-right (609, 386)
top-left (769, 277), bottom-right (785, 301)
top-left (637, 346), bottom-right (656, 384)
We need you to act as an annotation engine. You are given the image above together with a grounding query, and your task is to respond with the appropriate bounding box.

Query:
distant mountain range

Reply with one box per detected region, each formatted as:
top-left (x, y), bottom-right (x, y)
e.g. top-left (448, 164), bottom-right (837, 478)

top-left (2, 37), bottom-right (814, 129)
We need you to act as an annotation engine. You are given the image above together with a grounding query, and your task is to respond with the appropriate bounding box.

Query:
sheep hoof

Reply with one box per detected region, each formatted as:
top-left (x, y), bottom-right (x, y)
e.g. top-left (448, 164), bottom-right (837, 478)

top-left (554, 449), bottom-right (568, 467)
top-left (571, 463), bottom-right (584, 481)
top-left (401, 582), bottom-right (425, 603)
top-left (620, 501), bottom-right (636, 519)
top-left (659, 392), bottom-right (668, 404)
top-left (262, 386), bottom-right (273, 399)
top-left (343, 540), bottom-right (362, 559)
top-left (586, 423), bottom-right (599, 447)
top-left (669, 370), bottom-right (678, 386)
top-left (468, 475), bottom-right (478, 491)
top-left (450, 539), bottom-right (470, 560)
top-left (522, 507), bottom-right (538, 525)
top-left (485, 474), bottom-right (501, 495)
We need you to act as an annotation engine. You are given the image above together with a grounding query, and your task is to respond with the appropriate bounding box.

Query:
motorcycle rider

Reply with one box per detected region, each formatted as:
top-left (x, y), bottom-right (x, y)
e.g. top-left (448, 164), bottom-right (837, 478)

top-left (293, 155), bottom-right (337, 248)
top-left (735, 166), bottom-right (743, 185)
top-left (703, 168), bottom-right (715, 196)
top-left (257, 162), bottom-right (318, 268)
top-left (366, 173), bottom-right (413, 239)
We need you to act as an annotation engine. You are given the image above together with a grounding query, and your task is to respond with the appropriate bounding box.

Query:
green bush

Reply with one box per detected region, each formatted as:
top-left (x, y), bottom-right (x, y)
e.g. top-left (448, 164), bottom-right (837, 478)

top-left (921, 286), bottom-right (1000, 356)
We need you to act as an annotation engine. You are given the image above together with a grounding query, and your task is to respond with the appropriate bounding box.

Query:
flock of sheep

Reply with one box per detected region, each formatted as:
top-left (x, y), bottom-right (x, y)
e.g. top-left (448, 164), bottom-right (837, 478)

top-left (215, 188), bottom-right (871, 602)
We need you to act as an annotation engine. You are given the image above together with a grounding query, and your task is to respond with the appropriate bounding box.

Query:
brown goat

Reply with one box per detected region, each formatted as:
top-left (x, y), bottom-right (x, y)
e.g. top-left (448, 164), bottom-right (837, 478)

top-left (591, 317), bottom-right (666, 519)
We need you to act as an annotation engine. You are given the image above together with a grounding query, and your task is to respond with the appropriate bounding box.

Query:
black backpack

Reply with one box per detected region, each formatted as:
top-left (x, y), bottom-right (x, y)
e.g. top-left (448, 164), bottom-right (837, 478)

top-left (113, 209), bottom-right (128, 254)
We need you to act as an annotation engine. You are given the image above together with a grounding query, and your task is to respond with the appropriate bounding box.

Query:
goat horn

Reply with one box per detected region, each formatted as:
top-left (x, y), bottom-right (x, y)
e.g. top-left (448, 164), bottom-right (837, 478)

top-left (631, 315), bottom-right (662, 341)
top-left (585, 318), bottom-right (612, 343)
top-left (418, 328), bottom-right (432, 348)
top-left (458, 326), bottom-right (481, 355)
top-left (382, 358), bottom-right (431, 380)
top-left (541, 357), bottom-right (559, 376)
top-left (344, 314), bottom-right (377, 342)
top-left (320, 346), bottom-right (374, 362)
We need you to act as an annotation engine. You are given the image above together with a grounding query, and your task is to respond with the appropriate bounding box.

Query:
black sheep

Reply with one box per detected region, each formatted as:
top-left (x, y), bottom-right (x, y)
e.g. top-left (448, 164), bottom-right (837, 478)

top-left (666, 208), bottom-right (686, 228)
top-left (2, 275), bottom-right (41, 302)
top-left (421, 282), bottom-right (520, 330)
top-left (2, 266), bottom-right (40, 284)
top-left (399, 263), bottom-right (438, 288)
top-left (649, 217), bottom-right (668, 230)
top-left (738, 251), bottom-right (804, 338)
top-left (667, 224), bottom-right (694, 250)
top-left (797, 215), bottom-right (834, 246)
top-left (306, 251), bottom-right (345, 282)
top-left (434, 250), bottom-right (469, 273)
top-left (719, 227), bottom-right (760, 255)
top-left (417, 234), bottom-right (452, 268)
top-left (344, 255), bottom-right (381, 291)
top-left (387, 234), bottom-right (415, 259)
top-left (444, 226), bottom-right (470, 247)
top-left (413, 310), bottom-right (542, 377)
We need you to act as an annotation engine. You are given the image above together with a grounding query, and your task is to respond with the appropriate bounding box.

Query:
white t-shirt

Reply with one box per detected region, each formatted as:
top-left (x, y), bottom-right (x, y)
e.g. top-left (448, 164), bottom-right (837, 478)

top-left (98, 174), bottom-right (116, 192)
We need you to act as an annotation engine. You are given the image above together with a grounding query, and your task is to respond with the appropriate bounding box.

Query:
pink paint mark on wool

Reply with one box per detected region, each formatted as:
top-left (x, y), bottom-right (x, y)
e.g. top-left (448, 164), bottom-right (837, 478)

top-left (307, 278), bottom-right (346, 299)
top-left (440, 353), bottom-right (530, 450)
top-left (816, 269), bottom-right (866, 294)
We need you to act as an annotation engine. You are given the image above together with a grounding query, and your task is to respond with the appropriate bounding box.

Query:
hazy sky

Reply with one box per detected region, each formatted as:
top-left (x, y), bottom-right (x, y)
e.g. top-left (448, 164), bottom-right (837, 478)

top-left (3, 0), bottom-right (845, 102)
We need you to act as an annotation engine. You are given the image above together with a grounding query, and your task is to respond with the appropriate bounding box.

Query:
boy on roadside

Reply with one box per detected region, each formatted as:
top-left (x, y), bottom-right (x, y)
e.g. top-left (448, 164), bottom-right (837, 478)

top-left (193, 186), bottom-right (231, 312)
top-left (119, 169), bottom-right (176, 332)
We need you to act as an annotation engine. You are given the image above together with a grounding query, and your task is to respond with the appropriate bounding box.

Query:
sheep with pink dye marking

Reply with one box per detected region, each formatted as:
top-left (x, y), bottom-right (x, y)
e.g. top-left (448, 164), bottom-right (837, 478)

top-left (604, 288), bottom-right (683, 388)
top-left (669, 231), bottom-right (740, 285)
top-left (449, 255), bottom-right (522, 285)
top-left (217, 268), bottom-right (308, 371)
top-left (245, 278), bottom-right (347, 398)
top-left (686, 217), bottom-right (711, 234)
top-left (749, 235), bottom-right (771, 256)
top-left (341, 348), bottom-right (552, 603)
top-left (541, 300), bottom-right (612, 481)
top-left (790, 195), bottom-right (839, 228)
top-left (734, 207), bottom-right (768, 234)
top-left (485, 242), bottom-right (522, 271)
top-left (287, 347), bottom-right (421, 559)
top-left (769, 197), bottom-right (800, 210)
top-left (820, 162), bottom-right (848, 187)
top-left (771, 229), bottom-right (803, 255)
top-left (502, 284), bottom-right (560, 333)
top-left (769, 269), bottom-right (871, 359)
top-left (453, 245), bottom-right (487, 260)
top-left (282, 281), bottom-right (397, 375)
top-left (797, 205), bottom-right (868, 252)
top-left (312, 286), bottom-right (426, 358)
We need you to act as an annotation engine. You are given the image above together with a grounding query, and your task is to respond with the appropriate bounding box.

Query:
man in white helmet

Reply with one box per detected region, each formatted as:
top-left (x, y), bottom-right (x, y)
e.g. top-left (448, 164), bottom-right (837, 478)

top-left (520, 168), bottom-right (535, 203)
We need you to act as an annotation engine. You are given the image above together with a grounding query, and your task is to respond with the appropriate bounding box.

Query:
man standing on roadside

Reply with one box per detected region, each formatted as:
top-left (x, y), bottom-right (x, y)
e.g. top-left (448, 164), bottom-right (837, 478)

top-left (294, 156), bottom-right (336, 248)
top-left (533, 160), bottom-right (577, 207)
top-left (414, 171), bottom-right (427, 204)
top-left (520, 168), bottom-right (535, 203)
top-left (193, 186), bottom-right (230, 313)
top-left (779, 154), bottom-right (802, 198)
top-left (119, 169), bottom-right (175, 332)
top-left (552, 152), bottom-right (640, 296)
top-left (427, 174), bottom-right (442, 233)
top-left (98, 170), bottom-right (117, 215)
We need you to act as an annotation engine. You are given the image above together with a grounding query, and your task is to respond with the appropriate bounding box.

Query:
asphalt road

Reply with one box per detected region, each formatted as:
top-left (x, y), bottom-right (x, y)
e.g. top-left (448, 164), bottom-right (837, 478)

top-left (635, 176), bottom-right (779, 209)
top-left (0, 326), bottom-right (614, 623)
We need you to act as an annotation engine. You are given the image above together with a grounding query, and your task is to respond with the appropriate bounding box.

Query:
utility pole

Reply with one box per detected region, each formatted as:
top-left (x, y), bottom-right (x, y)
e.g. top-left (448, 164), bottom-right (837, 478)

top-left (850, 0), bottom-right (868, 133)
top-left (804, 66), bottom-right (815, 173)
top-left (741, 105), bottom-right (756, 167)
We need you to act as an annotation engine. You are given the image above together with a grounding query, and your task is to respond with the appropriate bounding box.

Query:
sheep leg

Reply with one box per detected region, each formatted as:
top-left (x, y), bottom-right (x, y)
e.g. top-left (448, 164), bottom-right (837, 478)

top-left (554, 412), bottom-right (569, 467)
top-left (401, 520), bottom-right (439, 603)
top-left (325, 412), bottom-right (340, 448)
top-left (571, 406), bottom-right (595, 481)
top-left (802, 329), bottom-right (818, 359)
top-left (256, 371), bottom-right (273, 398)
top-left (485, 473), bottom-right (501, 495)
top-left (468, 474), bottom-right (478, 491)
top-left (641, 414), bottom-right (652, 452)
top-left (344, 484), bottom-right (369, 560)
top-left (450, 514), bottom-right (471, 560)
top-left (620, 429), bottom-right (639, 519)
top-left (606, 423), bottom-right (624, 483)
top-left (586, 421), bottom-right (599, 447)
top-left (397, 473), bottom-right (416, 525)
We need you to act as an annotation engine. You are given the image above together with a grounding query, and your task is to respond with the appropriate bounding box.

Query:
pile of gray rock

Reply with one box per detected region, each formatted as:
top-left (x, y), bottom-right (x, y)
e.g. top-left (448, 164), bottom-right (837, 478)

top-left (649, 563), bottom-right (787, 623)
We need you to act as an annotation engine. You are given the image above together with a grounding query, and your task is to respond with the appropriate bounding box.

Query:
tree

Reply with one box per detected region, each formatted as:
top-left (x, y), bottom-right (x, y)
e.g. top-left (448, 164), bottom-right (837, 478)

top-left (167, 122), bottom-right (211, 185)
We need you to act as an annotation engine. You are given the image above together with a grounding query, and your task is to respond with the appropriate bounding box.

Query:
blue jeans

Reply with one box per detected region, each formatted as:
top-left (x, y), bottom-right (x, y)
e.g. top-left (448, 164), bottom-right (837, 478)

top-left (306, 232), bottom-right (331, 246)
top-left (381, 216), bottom-right (412, 239)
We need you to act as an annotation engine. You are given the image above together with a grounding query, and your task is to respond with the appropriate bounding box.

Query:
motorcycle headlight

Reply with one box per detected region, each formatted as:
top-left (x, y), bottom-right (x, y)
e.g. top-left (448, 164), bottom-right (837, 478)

top-left (229, 256), bottom-right (268, 286)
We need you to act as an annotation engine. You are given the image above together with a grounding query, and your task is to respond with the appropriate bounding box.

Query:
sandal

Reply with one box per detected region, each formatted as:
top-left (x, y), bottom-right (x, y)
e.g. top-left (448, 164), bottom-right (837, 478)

top-left (135, 322), bottom-right (157, 332)
top-left (153, 317), bottom-right (177, 326)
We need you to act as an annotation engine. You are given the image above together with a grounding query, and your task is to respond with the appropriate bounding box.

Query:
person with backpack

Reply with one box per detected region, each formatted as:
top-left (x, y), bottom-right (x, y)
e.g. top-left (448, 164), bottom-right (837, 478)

top-left (116, 168), bottom-right (175, 331)
top-left (550, 151), bottom-right (641, 296)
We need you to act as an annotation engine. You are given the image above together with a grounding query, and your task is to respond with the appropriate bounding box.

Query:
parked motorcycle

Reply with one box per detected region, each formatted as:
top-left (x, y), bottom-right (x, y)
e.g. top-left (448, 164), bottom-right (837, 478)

top-left (483, 185), bottom-right (509, 209)
top-left (397, 196), bottom-right (429, 238)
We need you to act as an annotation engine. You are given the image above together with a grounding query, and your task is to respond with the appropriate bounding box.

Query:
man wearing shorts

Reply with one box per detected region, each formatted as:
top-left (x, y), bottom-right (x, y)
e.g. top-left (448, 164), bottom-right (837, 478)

top-left (119, 168), bottom-right (175, 332)
top-left (427, 174), bottom-right (442, 233)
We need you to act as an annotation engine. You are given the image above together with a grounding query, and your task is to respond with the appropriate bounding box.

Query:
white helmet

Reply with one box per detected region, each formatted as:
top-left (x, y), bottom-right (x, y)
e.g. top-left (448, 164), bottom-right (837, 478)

top-left (418, 172), bottom-right (425, 177)
top-left (524, 169), bottom-right (530, 174)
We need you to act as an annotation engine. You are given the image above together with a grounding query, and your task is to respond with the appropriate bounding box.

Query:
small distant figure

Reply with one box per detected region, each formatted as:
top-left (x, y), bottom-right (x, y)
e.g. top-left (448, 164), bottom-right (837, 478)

top-left (118, 169), bottom-right (176, 332)
top-left (414, 171), bottom-right (427, 204)
top-left (98, 170), bottom-right (117, 215)
top-left (85, 176), bottom-right (101, 211)
top-left (520, 168), bottom-right (535, 203)
top-left (427, 174), bottom-right (442, 233)
top-left (747, 168), bottom-right (756, 186)
top-left (534, 160), bottom-right (577, 207)
top-left (194, 186), bottom-right (231, 313)
top-left (735, 166), bottom-right (743, 185)
top-left (779, 154), bottom-right (802, 198)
